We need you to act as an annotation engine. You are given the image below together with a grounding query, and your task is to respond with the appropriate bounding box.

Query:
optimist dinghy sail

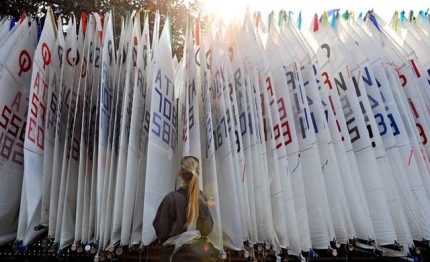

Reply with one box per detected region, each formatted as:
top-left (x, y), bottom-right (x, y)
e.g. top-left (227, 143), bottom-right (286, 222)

top-left (111, 13), bottom-right (140, 246)
top-left (81, 14), bottom-right (102, 245)
top-left (310, 13), bottom-right (398, 246)
top-left (142, 16), bottom-right (180, 245)
top-left (0, 16), bottom-right (37, 246)
top-left (59, 15), bottom-right (88, 249)
top-left (240, 15), bottom-right (274, 246)
top-left (337, 16), bottom-right (430, 245)
top-left (42, 15), bottom-right (64, 231)
top-left (75, 14), bottom-right (96, 245)
top-left (326, 15), bottom-right (411, 250)
top-left (198, 34), bottom-right (223, 251)
top-left (204, 30), bottom-right (244, 250)
top-left (97, 11), bottom-right (116, 248)
top-left (266, 19), bottom-right (335, 249)
top-left (49, 15), bottom-right (77, 243)
top-left (122, 13), bottom-right (150, 246)
top-left (19, 8), bottom-right (56, 245)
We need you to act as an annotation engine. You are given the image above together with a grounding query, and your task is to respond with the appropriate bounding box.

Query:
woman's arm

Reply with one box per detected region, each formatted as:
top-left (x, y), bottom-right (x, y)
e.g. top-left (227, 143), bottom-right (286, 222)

top-left (197, 194), bottom-right (214, 236)
top-left (153, 193), bottom-right (174, 242)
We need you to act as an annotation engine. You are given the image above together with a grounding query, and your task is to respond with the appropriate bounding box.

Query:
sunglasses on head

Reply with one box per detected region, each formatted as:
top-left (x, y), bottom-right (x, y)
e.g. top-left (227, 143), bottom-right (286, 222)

top-left (181, 155), bottom-right (199, 164)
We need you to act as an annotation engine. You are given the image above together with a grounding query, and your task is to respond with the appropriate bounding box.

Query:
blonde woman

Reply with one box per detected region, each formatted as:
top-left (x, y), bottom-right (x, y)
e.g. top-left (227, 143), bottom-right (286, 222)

top-left (153, 156), bottom-right (214, 261)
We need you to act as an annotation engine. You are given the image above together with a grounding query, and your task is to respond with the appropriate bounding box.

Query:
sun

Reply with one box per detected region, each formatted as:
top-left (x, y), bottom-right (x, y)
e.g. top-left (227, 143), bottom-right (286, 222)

top-left (199, 0), bottom-right (253, 22)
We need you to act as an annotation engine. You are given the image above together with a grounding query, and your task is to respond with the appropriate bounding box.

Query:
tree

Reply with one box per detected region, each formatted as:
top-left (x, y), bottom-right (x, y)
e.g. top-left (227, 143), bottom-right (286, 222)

top-left (0, 0), bottom-right (203, 59)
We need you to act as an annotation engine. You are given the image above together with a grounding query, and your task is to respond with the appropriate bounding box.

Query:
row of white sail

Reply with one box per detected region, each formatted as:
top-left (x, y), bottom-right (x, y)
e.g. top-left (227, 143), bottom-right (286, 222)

top-left (1, 7), bottom-right (430, 256)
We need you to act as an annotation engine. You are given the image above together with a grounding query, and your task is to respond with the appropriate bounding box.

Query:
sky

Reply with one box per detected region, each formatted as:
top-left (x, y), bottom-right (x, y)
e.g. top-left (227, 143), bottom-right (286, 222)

top-left (197, 0), bottom-right (429, 27)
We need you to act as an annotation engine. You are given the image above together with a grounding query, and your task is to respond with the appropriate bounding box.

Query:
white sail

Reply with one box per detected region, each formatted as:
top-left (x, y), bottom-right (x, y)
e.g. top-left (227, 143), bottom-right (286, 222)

top-left (0, 19), bottom-right (26, 72)
top-left (0, 17), bottom-right (37, 246)
top-left (388, 13), bottom-right (430, 117)
top-left (364, 13), bottom-right (430, 165)
top-left (81, 14), bottom-right (101, 245)
top-left (381, 52), bottom-right (430, 242)
top-left (111, 14), bottom-right (140, 246)
top-left (362, 12), bottom-right (430, 241)
top-left (306, 62), bottom-right (357, 238)
top-left (225, 23), bottom-right (257, 246)
top-left (311, 14), bottom-right (397, 246)
top-left (351, 28), bottom-right (411, 249)
top-left (142, 16), bottom-right (180, 245)
top-left (329, 17), bottom-right (411, 249)
top-left (101, 16), bottom-right (128, 249)
top-left (130, 12), bottom-right (155, 245)
top-left (122, 14), bottom-right (150, 246)
top-left (355, 62), bottom-right (412, 249)
top-left (281, 14), bottom-right (357, 243)
top-left (258, 22), bottom-right (298, 248)
top-left (0, 17), bottom-right (13, 41)
top-left (97, 11), bottom-right (116, 247)
top-left (75, 14), bottom-right (96, 245)
top-left (228, 21), bottom-right (268, 245)
top-left (19, 8), bottom-right (56, 245)
top-left (198, 36), bottom-right (224, 250)
top-left (312, 60), bottom-right (375, 242)
top-left (204, 31), bottom-right (243, 250)
top-left (372, 61), bottom-right (430, 241)
top-left (49, 15), bottom-right (77, 242)
top-left (338, 17), bottom-right (427, 245)
top-left (246, 17), bottom-right (280, 245)
top-left (178, 25), bottom-right (188, 159)
top-left (222, 47), bottom-right (250, 245)
top-left (238, 16), bottom-right (262, 245)
top-left (41, 15), bottom-right (64, 231)
top-left (257, 68), bottom-right (288, 248)
top-left (80, 13), bottom-right (102, 245)
top-left (59, 15), bottom-right (87, 249)
top-left (266, 22), bottom-right (334, 249)
top-left (181, 19), bottom-right (204, 182)
top-left (248, 66), bottom-right (273, 243)
top-left (233, 54), bottom-right (259, 245)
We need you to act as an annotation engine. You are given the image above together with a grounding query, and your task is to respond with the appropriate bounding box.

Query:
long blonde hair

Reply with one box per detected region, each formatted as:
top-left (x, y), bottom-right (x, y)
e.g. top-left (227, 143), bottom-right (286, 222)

top-left (179, 156), bottom-right (200, 227)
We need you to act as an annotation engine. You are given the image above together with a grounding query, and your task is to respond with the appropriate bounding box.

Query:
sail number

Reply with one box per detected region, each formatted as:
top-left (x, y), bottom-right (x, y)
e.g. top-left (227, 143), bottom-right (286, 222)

top-left (0, 104), bottom-right (25, 165)
top-left (151, 69), bottom-right (178, 153)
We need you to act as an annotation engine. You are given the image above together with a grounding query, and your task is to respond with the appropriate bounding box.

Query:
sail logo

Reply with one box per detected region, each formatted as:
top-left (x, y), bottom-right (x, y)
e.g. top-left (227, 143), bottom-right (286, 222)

top-left (41, 43), bottom-right (51, 70)
top-left (66, 48), bottom-right (80, 67)
top-left (18, 50), bottom-right (32, 77)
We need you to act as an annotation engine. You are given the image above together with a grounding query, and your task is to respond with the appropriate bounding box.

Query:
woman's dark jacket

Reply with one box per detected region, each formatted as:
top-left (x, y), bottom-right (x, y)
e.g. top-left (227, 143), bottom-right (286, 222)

top-left (153, 186), bottom-right (214, 243)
